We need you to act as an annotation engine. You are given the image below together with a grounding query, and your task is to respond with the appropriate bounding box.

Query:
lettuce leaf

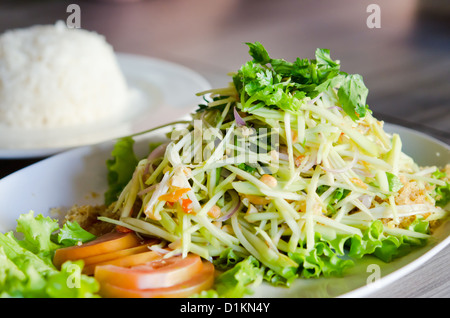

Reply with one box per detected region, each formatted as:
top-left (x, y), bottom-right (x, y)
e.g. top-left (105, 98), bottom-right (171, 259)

top-left (212, 248), bottom-right (246, 271)
top-left (435, 182), bottom-right (450, 208)
top-left (0, 211), bottom-right (99, 298)
top-left (348, 219), bottom-right (429, 262)
top-left (430, 169), bottom-right (450, 208)
top-left (289, 241), bottom-right (354, 279)
top-left (195, 219), bottom-right (431, 298)
top-left (0, 246), bottom-right (48, 298)
top-left (104, 137), bottom-right (138, 205)
top-left (45, 261), bottom-right (99, 298)
top-left (197, 255), bottom-right (264, 298)
top-left (15, 212), bottom-right (61, 260)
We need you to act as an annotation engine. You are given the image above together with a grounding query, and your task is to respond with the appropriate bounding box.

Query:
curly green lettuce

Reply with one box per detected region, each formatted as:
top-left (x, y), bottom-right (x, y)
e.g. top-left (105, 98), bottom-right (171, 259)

top-left (0, 211), bottom-right (99, 298)
top-left (104, 137), bottom-right (139, 206)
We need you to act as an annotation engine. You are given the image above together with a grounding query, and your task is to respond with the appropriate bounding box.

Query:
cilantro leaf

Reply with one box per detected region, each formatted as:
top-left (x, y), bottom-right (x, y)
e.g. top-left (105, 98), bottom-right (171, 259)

top-left (315, 48), bottom-right (340, 69)
top-left (57, 221), bottom-right (96, 247)
top-left (245, 41), bottom-right (271, 65)
top-left (337, 74), bottom-right (369, 121)
top-left (237, 42), bottom-right (371, 121)
top-left (238, 163), bottom-right (257, 173)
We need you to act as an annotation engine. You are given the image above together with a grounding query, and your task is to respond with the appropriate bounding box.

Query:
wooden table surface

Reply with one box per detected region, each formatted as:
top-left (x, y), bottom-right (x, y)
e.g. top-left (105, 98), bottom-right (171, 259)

top-left (0, 0), bottom-right (449, 298)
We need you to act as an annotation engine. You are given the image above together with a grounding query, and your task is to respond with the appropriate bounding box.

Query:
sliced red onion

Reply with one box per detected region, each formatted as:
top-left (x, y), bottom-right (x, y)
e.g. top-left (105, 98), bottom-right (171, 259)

top-left (137, 184), bottom-right (157, 196)
top-left (278, 153), bottom-right (289, 161)
top-left (359, 195), bottom-right (374, 208)
top-left (234, 107), bottom-right (246, 127)
top-left (216, 198), bottom-right (242, 222)
top-left (352, 168), bottom-right (375, 178)
top-left (144, 142), bottom-right (169, 174)
top-left (328, 105), bottom-right (343, 111)
top-left (307, 93), bottom-right (323, 105)
top-left (300, 154), bottom-right (317, 172)
top-left (149, 245), bottom-right (170, 254)
top-left (147, 142), bottom-right (169, 162)
top-left (277, 147), bottom-right (290, 161)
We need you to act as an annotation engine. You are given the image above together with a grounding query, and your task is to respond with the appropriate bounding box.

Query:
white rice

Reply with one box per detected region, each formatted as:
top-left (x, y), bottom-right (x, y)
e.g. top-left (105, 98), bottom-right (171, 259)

top-left (0, 21), bottom-right (129, 129)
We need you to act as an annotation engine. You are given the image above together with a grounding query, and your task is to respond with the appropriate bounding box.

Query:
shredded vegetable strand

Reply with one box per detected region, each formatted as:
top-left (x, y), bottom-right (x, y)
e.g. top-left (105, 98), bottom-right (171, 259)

top-left (101, 43), bottom-right (449, 287)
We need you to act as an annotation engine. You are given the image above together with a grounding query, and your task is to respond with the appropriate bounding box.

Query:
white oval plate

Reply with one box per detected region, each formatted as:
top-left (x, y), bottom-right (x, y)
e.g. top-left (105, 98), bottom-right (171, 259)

top-left (0, 123), bottom-right (448, 298)
top-left (0, 53), bottom-right (211, 159)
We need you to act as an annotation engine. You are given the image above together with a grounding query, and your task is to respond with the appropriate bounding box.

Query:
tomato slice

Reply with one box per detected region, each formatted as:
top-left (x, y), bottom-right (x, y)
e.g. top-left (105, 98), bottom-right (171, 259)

top-left (94, 253), bottom-right (203, 290)
top-left (80, 239), bottom-right (160, 275)
top-left (98, 260), bottom-right (215, 298)
top-left (81, 239), bottom-right (159, 266)
top-left (53, 231), bottom-right (142, 268)
top-left (83, 249), bottom-right (166, 276)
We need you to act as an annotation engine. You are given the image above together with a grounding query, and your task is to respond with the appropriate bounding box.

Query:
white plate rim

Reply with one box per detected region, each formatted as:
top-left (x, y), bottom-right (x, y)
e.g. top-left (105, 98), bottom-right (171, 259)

top-left (0, 53), bottom-right (211, 159)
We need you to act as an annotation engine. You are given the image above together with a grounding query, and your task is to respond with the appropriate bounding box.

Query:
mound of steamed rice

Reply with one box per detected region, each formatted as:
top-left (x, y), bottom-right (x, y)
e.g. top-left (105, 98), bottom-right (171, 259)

top-left (0, 22), bottom-right (129, 129)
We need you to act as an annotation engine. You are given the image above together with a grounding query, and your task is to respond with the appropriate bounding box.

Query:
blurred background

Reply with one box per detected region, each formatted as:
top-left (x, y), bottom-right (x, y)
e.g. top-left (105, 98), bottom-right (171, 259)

top-left (0, 0), bottom-right (449, 143)
top-left (0, 0), bottom-right (449, 298)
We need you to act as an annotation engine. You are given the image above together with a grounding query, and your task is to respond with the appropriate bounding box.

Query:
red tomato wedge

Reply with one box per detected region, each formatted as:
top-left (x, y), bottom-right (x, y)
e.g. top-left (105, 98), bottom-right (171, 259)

top-left (181, 198), bottom-right (193, 213)
top-left (115, 225), bottom-right (134, 233)
top-left (94, 253), bottom-right (203, 290)
top-left (82, 245), bottom-right (164, 276)
top-left (53, 231), bottom-right (142, 268)
top-left (98, 260), bottom-right (215, 298)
